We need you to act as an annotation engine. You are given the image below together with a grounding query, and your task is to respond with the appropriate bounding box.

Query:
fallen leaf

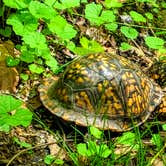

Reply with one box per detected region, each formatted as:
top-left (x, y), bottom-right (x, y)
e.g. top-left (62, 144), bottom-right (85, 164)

top-left (47, 135), bottom-right (67, 160)
top-left (0, 40), bottom-right (19, 92)
top-left (0, 62), bottom-right (19, 92)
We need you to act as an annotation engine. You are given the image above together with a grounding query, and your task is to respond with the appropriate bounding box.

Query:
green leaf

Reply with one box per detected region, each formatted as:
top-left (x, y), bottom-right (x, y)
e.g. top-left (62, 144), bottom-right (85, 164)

top-left (23, 32), bottom-right (47, 49)
top-left (54, 159), bottom-right (64, 165)
top-left (116, 132), bottom-right (136, 145)
top-left (3, 0), bottom-right (30, 9)
top-left (105, 22), bottom-right (118, 31)
top-left (66, 41), bottom-right (76, 52)
top-left (85, 3), bottom-right (103, 26)
top-left (48, 15), bottom-right (77, 40)
top-left (145, 12), bottom-right (153, 20)
top-left (45, 56), bottom-right (59, 73)
top-left (0, 95), bottom-right (22, 112)
top-left (44, 155), bottom-right (55, 165)
top-left (20, 73), bottom-right (29, 81)
top-left (77, 143), bottom-right (87, 156)
top-left (97, 144), bottom-right (112, 158)
top-left (20, 50), bottom-right (36, 63)
top-left (29, 64), bottom-right (44, 74)
top-left (6, 56), bottom-right (20, 67)
top-left (151, 134), bottom-right (163, 149)
top-left (74, 37), bottom-right (104, 55)
top-left (130, 11), bottom-right (146, 23)
top-left (44, 0), bottom-right (57, 7)
top-left (77, 143), bottom-right (92, 157)
top-left (101, 10), bottom-right (116, 22)
top-left (104, 0), bottom-right (122, 8)
top-left (86, 141), bottom-right (96, 157)
top-left (7, 108), bottom-right (32, 126)
top-left (85, 3), bottom-right (116, 26)
top-left (145, 36), bottom-right (165, 49)
top-left (77, 140), bottom-right (111, 158)
top-left (90, 126), bottom-right (103, 139)
top-left (53, 0), bottom-right (80, 9)
top-left (7, 12), bottom-right (38, 36)
top-left (20, 44), bottom-right (41, 63)
top-left (37, 47), bottom-right (52, 60)
top-left (28, 1), bottom-right (57, 19)
top-left (0, 95), bottom-right (32, 132)
top-left (81, 0), bottom-right (87, 2)
top-left (120, 26), bottom-right (138, 39)
top-left (0, 26), bottom-right (12, 37)
top-left (161, 2), bottom-right (166, 8)
top-left (0, 124), bottom-right (10, 132)
top-left (162, 124), bottom-right (166, 131)
top-left (120, 42), bottom-right (132, 51)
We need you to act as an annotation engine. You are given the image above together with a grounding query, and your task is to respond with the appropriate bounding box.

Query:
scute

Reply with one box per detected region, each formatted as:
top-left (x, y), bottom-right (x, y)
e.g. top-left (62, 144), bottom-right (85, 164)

top-left (39, 53), bottom-right (163, 131)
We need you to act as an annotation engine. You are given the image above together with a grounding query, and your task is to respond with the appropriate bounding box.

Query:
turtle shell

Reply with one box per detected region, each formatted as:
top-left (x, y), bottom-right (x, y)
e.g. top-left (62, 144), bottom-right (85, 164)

top-left (39, 53), bottom-right (163, 131)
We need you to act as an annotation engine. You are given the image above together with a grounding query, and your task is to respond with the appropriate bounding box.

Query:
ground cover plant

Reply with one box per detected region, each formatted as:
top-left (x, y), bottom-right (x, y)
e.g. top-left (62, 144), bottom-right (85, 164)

top-left (0, 0), bottom-right (166, 165)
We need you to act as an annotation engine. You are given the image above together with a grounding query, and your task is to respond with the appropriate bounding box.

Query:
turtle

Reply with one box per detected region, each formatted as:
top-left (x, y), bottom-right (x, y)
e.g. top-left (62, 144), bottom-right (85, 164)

top-left (39, 53), bottom-right (166, 132)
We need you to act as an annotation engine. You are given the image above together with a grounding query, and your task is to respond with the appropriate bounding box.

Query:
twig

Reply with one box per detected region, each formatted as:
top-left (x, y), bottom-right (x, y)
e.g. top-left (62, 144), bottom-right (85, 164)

top-left (6, 142), bottom-right (56, 166)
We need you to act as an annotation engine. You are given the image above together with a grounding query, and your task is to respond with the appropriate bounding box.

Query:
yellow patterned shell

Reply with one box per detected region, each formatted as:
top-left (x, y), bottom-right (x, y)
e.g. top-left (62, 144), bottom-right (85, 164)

top-left (39, 53), bottom-right (164, 131)
top-left (149, 59), bottom-right (166, 88)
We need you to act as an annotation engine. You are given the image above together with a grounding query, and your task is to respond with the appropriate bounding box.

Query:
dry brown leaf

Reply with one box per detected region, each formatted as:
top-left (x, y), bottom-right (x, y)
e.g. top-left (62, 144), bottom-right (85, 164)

top-left (47, 135), bottom-right (67, 160)
top-left (152, 158), bottom-right (165, 166)
top-left (0, 40), bottom-right (19, 92)
top-left (0, 62), bottom-right (19, 92)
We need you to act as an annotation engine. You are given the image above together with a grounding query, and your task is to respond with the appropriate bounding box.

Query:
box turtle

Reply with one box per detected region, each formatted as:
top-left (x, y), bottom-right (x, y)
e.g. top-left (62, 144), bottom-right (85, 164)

top-left (39, 53), bottom-right (166, 132)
